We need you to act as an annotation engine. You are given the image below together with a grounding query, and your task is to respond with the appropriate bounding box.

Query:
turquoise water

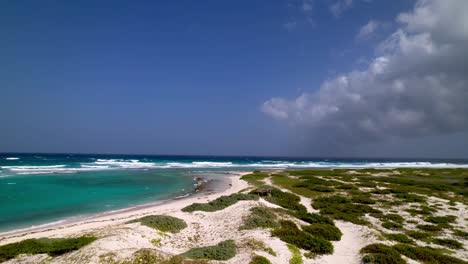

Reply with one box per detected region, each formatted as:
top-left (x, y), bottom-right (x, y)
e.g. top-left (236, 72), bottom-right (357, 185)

top-left (1, 153), bottom-right (467, 232)
top-left (0, 169), bottom-right (194, 232)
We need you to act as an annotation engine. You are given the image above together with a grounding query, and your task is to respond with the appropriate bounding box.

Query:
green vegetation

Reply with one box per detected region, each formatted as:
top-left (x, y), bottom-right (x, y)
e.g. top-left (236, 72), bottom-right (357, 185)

top-left (406, 231), bottom-right (431, 240)
top-left (381, 214), bottom-right (404, 224)
top-left (416, 224), bottom-right (443, 232)
top-left (271, 220), bottom-right (333, 255)
top-left (239, 206), bottom-right (279, 230)
top-left (405, 205), bottom-right (436, 216)
top-left (241, 171), bottom-right (270, 187)
top-left (360, 244), bottom-right (406, 264)
top-left (119, 249), bottom-right (210, 264)
top-left (302, 223), bottom-right (342, 241)
top-left (182, 193), bottom-right (258, 212)
top-left (393, 243), bottom-right (466, 264)
top-left (287, 244), bottom-right (303, 264)
top-left (243, 239), bottom-right (276, 256)
top-left (453, 229), bottom-right (468, 238)
top-left (431, 238), bottom-right (464, 249)
top-left (258, 188), bottom-right (307, 212)
top-left (384, 233), bottom-right (413, 244)
top-left (424, 215), bottom-right (456, 224)
top-left (182, 240), bottom-right (236, 260)
top-left (0, 236), bottom-right (96, 262)
top-left (250, 255), bottom-right (272, 264)
top-left (361, 242), bottom-right (467, 264)
top-left (127, 215), bottom-right (187, 233)
top-left (394, 193), bottom-right (426, 203)
top-left (381, 221), bottom-right (402, 230)
top-left (312, 195), bottom-right (381, 225)
top-left (351, 195), bottom-right (376, 204)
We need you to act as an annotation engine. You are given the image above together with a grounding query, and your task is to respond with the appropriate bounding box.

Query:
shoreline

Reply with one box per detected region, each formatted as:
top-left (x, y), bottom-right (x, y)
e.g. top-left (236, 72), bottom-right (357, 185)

top-left (0, 171), bottom-right (250, 245)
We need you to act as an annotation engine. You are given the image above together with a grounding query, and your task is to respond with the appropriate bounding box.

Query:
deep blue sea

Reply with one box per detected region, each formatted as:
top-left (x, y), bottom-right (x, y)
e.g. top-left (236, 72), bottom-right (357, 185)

top-left (1, 153), bottom-right (467, 232)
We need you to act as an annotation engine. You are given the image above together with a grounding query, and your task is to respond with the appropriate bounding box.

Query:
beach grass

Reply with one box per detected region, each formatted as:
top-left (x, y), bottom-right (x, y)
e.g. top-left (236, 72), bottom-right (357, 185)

top-left (182, 240), bottom-right (236, 260)
top-left (0, 236), bottom-right (96, 262)
top-left (182, 193), bottom-right (258, 212)
top-left (127, 215), bottom-right (187, 233)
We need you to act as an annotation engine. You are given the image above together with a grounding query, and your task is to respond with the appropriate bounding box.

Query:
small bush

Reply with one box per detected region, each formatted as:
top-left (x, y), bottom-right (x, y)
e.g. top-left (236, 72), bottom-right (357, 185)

top-left (424, 216), bottom-right (456, 224)
top-left (394, 193), bottom-right (425, 203)
top-left (249, 255), bottom-right (272, 264)
top-left (240, 207), bottom-right (279, 230)
top-left (406, 231), bottom-right (431, 240)
top-left (312, 195), bottom-right (380, 225)
top-left (0, 236), bottom-right (96, 262)
top-left (292, 211), bottom-right (334, 225)
top-left (384, 233), bottom-right (413, 244)
top-left (431, 238), bottom-right (463, 249)
top-left (128, 215), bottom-right (187, 233)
top-left (271, 221), bottom-right (333, 254)
top-left (416, 224), bottom-right (442, 232)
top-left (453, 229), bottom-right (468, 238)
top-left (393, 243), bottom-right (466, 264)
top-left (360, 244), bottom-right (405, 264)
top-left (302, 224), bottom-right (342, 241)
top-left (182, 193), bottom-right (258, 212)
top-left (182, 240), bottom-right (236, 260)
top-left (351, 195), bottom-right (376, 204)
top-left (263, 189), bottom-right (307, 212)
top-left (381, 221), bottom-right (402, 230)
top-left (383, 214), bottom-right (404, 224)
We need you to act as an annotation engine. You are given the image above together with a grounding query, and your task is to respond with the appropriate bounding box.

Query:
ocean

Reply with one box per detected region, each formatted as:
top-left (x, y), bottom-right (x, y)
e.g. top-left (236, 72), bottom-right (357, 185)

top-left (1, 153), bottom-right (467, 232)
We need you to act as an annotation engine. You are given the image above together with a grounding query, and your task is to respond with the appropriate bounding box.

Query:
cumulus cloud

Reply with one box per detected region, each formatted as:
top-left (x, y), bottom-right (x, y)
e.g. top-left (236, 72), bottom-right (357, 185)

top-left (357, 20), bottom-right (379, 39)
top-left (263, 0), bottom-right (468, 145)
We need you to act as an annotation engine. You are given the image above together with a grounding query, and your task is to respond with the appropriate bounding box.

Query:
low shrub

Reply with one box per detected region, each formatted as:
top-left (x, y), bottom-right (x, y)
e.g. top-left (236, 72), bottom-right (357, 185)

top-left (431, 238), bottom-right (464, 249)
top-left (383, 214), bottom-right (404, 224)
top-left (453, 229), bottom-right (468, 238)
top-left (271, 221), bottom-right (333, 255)
top-left (393, 243), bottom-right (466, 264)
top-left (381, 221), bottom-right (402, 230)
top-left (239, 207), bottom-right (279, 230)
top-left (249, 255), bottom-right (271, 264)
top-left (360, 244), bottom-right (405, 264)
top-left (182, 193), bottom-right (258, 212)
top-left (263, 189), bottom-right (307, 213)
top-left (406, 231), bottom-right (431, 240)
top-left (384, 233), bottom-right (413, 244)
top-left (302, 224), bottom-right (342, 241)
top-left (312, 195), bottom-right (380, 225)
top-left (351, 195), bottom-right (376, 204)
top-left (128, 215), bottom-right (187, 233)
top-left (0, 236), bottom-right (96, 262)
top-left (416, 224), bottom-right (442, 232)
top-left (394, 193), bottom-right (425, 203)
top-left (292, 211), bottom-right (335, 226)
top-left (424, 216), bottom-right (456, 224)
top-left (182, 240), bottom-right (236, 260)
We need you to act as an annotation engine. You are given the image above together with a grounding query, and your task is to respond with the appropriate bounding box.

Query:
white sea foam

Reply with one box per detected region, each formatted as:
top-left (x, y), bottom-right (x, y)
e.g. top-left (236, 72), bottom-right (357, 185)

top-left (94, 159), bottom-right (156, 168)
top-left (5, 157), bottom-right (19, 160)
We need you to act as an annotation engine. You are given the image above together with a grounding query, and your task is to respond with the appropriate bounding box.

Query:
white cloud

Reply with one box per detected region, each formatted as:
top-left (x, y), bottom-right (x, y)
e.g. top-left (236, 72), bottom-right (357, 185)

top-left (357, 20), bottom-right (379, 39)
top-left (263, 0), bottom-right (468, 145)
top-left (330, 0), bottom-right (353, 17)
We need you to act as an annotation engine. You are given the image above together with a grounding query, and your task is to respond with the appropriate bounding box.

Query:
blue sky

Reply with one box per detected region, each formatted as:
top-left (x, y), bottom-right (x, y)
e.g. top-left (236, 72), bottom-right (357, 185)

top-left (1, 0), bottom-right (467, 158)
